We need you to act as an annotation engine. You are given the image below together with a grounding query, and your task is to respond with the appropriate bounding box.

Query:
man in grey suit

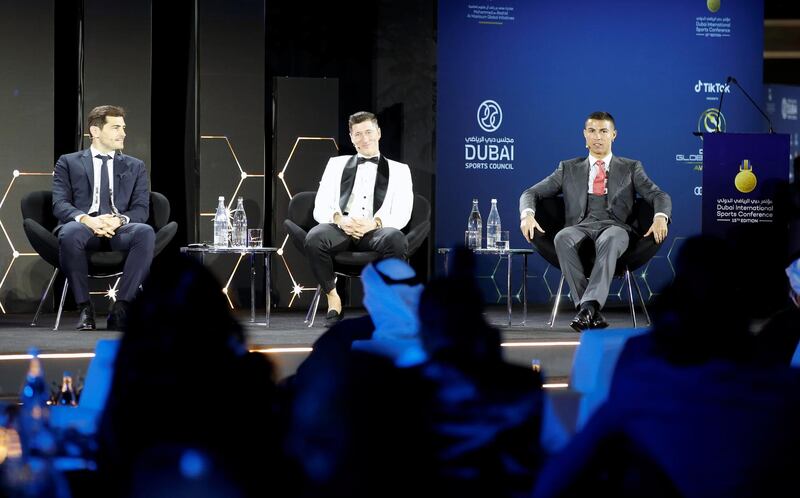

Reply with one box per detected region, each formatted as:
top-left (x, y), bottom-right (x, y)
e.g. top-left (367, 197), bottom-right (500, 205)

top-left (519, 112), bottom-right (671, 332)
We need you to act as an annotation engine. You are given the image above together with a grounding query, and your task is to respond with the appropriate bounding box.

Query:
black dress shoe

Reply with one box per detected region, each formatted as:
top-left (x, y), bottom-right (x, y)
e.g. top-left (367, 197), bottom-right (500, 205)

top-left (106, 301), bottom-right (129, 331)
top-left (324, 309), bottom-right (343, 327)
top-left (76, 303), bottom-right (96, 331)
top-left (591, 311), bottom-right (609, 329)
top-left (569, 308), bottom-right (593, 332)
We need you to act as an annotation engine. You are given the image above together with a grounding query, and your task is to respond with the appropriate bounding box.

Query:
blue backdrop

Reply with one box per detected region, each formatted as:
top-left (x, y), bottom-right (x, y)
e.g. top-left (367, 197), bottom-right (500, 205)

top-left (765, 84), bottom-right (800, 179)
top-left (437, 0), bottom-right (765, 307)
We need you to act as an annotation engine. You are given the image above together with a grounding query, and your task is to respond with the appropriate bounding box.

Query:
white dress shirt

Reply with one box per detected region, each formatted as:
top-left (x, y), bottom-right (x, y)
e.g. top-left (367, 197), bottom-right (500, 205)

top-left (74, 146), bottom-right (128, 223)
top-left (343, 156), bottom-right (379, 219)
top-left (587, 152), bottom-right (612, 194)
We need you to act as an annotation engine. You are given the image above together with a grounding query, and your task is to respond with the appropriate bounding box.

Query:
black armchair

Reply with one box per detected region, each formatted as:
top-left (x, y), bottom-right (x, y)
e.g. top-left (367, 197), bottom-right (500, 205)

top-left (21, 190), bottom-right (178, 329)
top-left (284, 191), bottom-right (431, 326)
top-left (531, 196), bottom-right (662, 327)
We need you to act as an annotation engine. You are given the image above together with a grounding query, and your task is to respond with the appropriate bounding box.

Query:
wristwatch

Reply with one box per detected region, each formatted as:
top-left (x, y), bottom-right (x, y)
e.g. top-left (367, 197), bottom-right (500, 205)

top-left (115, 214), bottom-right (128, 226)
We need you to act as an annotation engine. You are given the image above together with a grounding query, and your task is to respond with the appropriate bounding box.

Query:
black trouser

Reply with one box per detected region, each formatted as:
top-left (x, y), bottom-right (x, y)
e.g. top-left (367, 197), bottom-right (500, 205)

top-left (304, 224), bottom-right (408, 293)
top-left (57, 221), bottom-right (155, 303)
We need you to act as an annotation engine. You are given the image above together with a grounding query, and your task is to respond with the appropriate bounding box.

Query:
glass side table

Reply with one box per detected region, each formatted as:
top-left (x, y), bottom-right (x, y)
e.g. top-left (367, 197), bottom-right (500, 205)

top-left (436, 247), bottom-right (534, 326)
top-left (180, 245), bottom-right (277, 327)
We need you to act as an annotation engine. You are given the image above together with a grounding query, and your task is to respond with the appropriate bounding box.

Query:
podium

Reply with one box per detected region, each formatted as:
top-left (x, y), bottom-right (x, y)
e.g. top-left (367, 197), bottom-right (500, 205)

top-left (702, 133), bottom-right (790, 238)
top-left (702, 132), bottom-right (791, 316)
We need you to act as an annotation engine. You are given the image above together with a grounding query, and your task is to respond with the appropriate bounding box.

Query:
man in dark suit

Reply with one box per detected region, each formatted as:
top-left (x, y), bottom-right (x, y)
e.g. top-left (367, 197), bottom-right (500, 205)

top-left (306, 111), bottom-right (414, 326)
top-left (519, 112), bottom-right (671, 332)
top-left (53, 105), bottom-right (154, 331)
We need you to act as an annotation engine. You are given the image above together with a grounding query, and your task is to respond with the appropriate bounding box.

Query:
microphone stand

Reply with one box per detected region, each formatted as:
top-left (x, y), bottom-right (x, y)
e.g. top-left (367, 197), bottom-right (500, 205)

top-left (728, 76), bottom-right (775, 133)
top-left (713, 76), bottom-right (730, 133)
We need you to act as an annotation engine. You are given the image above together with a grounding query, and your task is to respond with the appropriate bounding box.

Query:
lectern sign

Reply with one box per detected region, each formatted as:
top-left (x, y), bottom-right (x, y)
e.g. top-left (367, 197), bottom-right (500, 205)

top-left (702, 133), bottom-right (789, 238)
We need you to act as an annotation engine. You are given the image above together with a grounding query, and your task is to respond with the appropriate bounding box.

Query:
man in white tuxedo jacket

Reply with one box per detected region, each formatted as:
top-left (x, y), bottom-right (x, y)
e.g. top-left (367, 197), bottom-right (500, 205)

top-left (306, 111), bottom-right (414, 326)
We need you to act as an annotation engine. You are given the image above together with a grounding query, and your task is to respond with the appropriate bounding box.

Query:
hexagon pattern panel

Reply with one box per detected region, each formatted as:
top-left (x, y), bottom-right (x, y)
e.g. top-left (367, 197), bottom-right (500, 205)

top-left (437, 241), bottom-right (679, 310)
top-left (198, 135), bottom-right (265, 309)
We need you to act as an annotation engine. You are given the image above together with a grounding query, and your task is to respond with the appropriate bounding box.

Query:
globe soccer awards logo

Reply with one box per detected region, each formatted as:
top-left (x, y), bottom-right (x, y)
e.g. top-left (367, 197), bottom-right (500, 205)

top-left (477, 100), bottom-right (503, 133)
top-left (698, 108), bottom-right (726, 133)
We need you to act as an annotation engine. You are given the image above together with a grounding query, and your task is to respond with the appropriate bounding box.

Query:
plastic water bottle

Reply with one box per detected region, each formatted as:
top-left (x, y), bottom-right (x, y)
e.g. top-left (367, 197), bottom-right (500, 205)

top-left (231, 197), bottom-right (248, 247)
top-left (20, 349), bottom-right (50, 411)
top-left (4, 348), bottom-right (71, 498)
top-left (467, 198), bottom-right (482, 249)
top-left (486, 198), bottom-right (501, 250)
top-left (213, 196), bottom-right (228, 247)
top-left (18, 348), bottom-right (56, 456)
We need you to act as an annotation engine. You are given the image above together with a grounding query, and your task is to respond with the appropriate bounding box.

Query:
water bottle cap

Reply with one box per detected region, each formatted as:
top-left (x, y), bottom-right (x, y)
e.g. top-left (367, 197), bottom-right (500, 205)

top-left (491, 198), bottom-right (497, 203)
top-left (218, 196), bottom-right (224, 201)
top-left (472, 198), bottom-right (478, 203)
top-left (27, 347), bottom-right (40, 357)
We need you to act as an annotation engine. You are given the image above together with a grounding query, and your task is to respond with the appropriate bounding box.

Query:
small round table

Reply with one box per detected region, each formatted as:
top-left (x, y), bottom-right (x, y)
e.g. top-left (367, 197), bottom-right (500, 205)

top-left (180, 245), bottom-right (277, 326)
top-left (437, 247), bottom-right (534, 326)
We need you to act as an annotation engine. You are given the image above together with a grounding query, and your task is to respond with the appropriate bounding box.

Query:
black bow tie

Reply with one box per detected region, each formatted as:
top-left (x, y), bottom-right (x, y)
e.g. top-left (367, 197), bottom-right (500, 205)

top-left (357, 156), bottom-right (379, 165)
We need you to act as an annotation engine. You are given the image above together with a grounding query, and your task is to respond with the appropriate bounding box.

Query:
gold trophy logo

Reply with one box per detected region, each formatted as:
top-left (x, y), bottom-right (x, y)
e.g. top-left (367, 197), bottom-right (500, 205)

top-left (734, 159), bottom-right (757, 193)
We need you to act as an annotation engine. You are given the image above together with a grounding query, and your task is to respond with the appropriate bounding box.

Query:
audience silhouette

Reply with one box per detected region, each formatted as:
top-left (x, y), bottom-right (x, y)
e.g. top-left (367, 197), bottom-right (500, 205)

top-left (416, 247), bottom-right (544, 498)
top-left (285, 258), bottom-right (433, 498)
top-left (96, 255), bottom-right (286, 497)
top-left (533, 235), bottom-right (800, 498)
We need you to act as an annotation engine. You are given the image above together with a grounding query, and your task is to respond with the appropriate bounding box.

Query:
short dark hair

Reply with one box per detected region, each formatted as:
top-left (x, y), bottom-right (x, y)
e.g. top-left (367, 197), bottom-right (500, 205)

top-left (88, 105), bottom-right (126, 131)
top-left (586, 111), bottom-right (615, 128)
top-left (348, 111), bottom-right (378, 131)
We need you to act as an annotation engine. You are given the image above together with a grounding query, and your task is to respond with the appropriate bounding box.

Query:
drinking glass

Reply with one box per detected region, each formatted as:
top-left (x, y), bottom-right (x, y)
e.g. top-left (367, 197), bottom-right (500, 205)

top-left (247, 228), bottom-right (263, 248)
top-left (495, 230), bottom-right (510, 251)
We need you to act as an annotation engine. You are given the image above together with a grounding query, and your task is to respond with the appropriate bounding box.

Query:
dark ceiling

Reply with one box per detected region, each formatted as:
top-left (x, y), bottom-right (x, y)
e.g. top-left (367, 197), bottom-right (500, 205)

top-left (764, 2), bottom-right (800, 84)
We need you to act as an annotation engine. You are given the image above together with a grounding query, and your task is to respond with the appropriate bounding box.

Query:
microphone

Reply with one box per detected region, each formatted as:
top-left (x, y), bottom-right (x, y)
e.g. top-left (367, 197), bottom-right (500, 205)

top-left (727, 76), bottom-right (775, 133)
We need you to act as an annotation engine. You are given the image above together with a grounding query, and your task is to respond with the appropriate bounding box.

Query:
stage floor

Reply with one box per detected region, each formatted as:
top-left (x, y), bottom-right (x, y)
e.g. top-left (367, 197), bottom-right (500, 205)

top-left (0, 305), bottom-right (648, 397)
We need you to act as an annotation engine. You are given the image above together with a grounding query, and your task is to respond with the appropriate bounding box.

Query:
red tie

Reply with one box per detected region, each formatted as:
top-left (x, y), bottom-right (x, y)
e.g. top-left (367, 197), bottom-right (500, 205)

top-left (592, 160), bottom-right (606, 195)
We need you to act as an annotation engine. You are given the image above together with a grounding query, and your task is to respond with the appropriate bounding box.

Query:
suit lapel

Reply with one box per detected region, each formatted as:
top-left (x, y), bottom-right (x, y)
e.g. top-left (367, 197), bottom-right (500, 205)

top-left (373, 156), bottom-right (390, 213)
top-left (338, 155), bottom-right (359, 212)
top-left (81, 149), bottom-right (94, 192)
top-left (113, 152), bottom-right (127, 202)
top-left (607, 156), bottom-right (623, 199)
top-left (577, 157), bottom-right (590, 215)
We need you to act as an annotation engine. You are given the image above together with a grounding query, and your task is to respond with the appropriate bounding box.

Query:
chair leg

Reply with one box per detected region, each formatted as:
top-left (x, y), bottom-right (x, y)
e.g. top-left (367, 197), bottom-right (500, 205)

top-left (310, 287), bottom-right (322, 327)
top-left (305, 285), bottom-right (322, 327)
top-left (631, 271), bottom-right (651, 326)
top-left (625, 270), bottom-right (637, 328)
top-left (547, 274), bottom-right (566, 328)
top-left (31, 268), bottom-right (58, 327)
top-left (54, 278), bottom-right (70, 331)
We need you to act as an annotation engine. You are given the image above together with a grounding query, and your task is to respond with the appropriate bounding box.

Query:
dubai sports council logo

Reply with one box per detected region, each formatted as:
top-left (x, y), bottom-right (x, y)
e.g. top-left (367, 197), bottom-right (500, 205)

top-left (477, 100), bottom-right (503, 133)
